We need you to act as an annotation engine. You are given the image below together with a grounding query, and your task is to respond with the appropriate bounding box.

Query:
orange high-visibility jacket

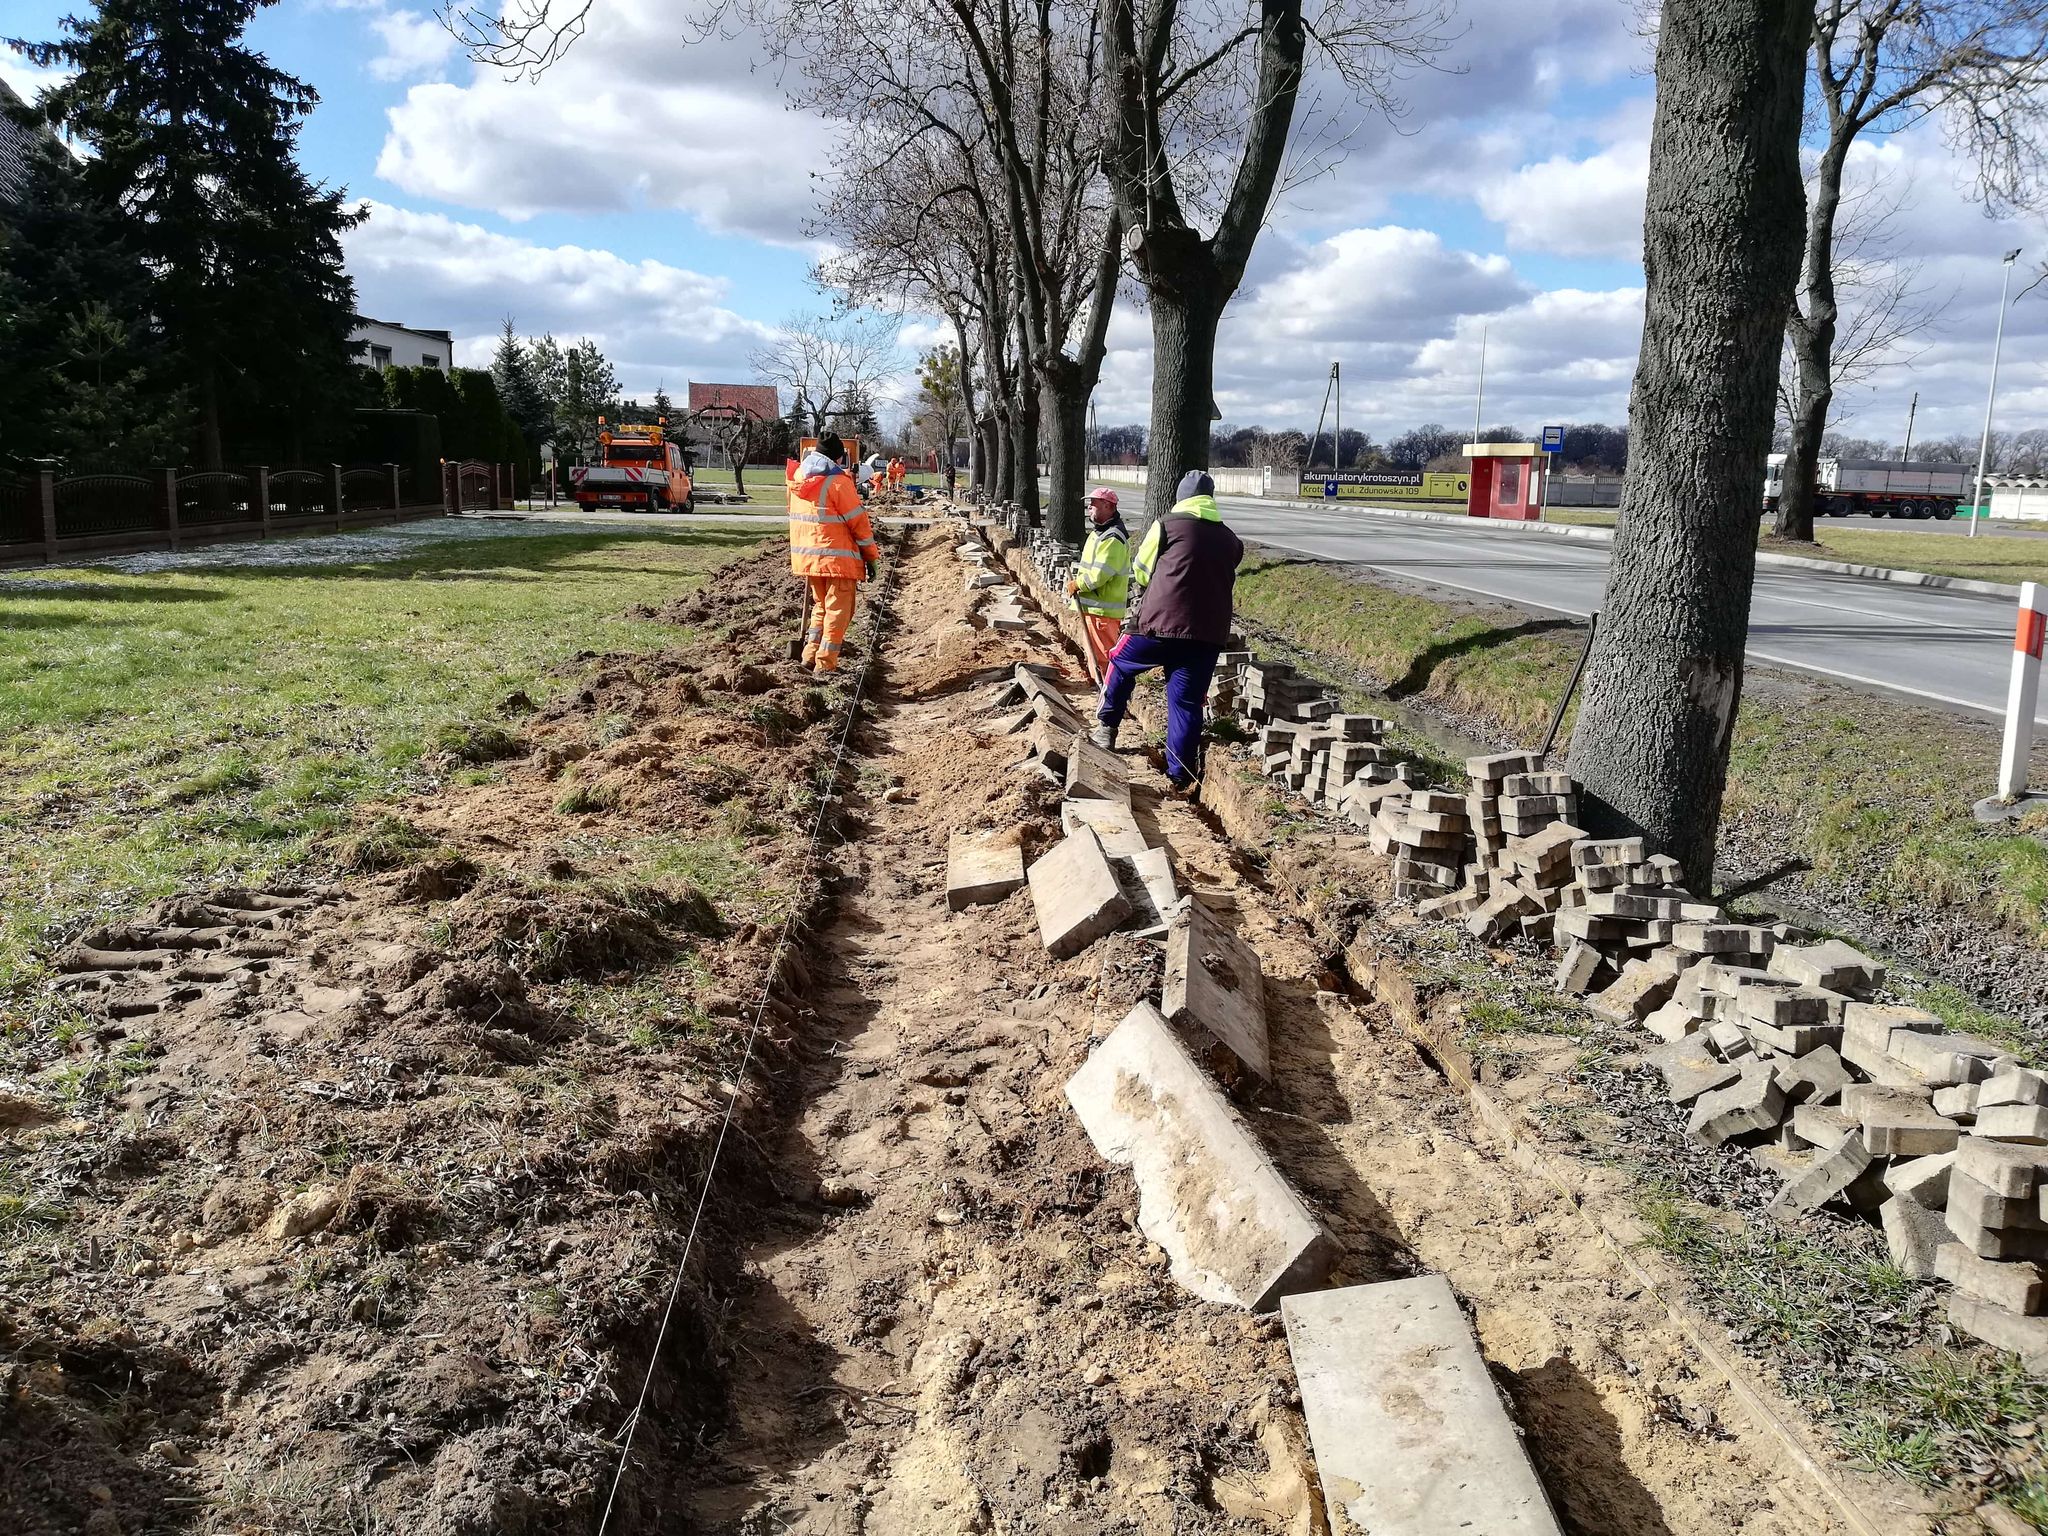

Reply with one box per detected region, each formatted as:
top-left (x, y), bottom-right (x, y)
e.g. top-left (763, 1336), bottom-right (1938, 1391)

top-left (889, 458), bottom-right (905, 482)
top-left (787, 450), bottom-right (879, 579)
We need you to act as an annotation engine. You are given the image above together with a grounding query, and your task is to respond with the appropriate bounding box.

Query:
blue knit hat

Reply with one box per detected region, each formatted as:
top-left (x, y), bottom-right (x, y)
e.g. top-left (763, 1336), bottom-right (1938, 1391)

top-left (1176, 470), bottom-right (1215, 500)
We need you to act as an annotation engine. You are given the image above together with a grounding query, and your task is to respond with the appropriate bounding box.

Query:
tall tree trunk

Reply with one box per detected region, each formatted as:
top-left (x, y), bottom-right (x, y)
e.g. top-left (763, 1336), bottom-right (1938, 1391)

top-left (1010, 382), bottom-right (1040, 522)
top-left (994, 403), bottom-right (1015, 503)
top-left (1773, 142), bottom-right (1847, 543)
top-left (1041, 367), bottom-right (1090, 544)
top-left (1141, 268), bottom-right (1224, 525)
top-left (951, 313), bottom-right (980, 493)
top-left (1565, 0), bottom-right (1808, 891)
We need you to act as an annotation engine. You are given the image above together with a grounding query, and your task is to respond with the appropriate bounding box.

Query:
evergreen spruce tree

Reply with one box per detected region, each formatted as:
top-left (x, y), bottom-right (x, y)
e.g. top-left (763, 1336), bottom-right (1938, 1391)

top-left (0, 137), bottom-right (179, 464)
top-left (489, 319), bottom-right (550, 450)
top-left (13, 0), bottom-right (365, 466)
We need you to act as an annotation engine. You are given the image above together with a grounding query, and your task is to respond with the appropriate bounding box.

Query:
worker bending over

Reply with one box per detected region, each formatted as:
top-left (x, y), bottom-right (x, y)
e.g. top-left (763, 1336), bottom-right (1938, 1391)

top-left (1064, 487), bottom-right (1130, 682)
top-left (888, 456), bottom-right (907, 497)
top-left (1092, 471), bottom-right (1243, 789)
top-left (856, 454), bottom-right (886, 500)
top-left (788, 433), bottom-right (879, 674)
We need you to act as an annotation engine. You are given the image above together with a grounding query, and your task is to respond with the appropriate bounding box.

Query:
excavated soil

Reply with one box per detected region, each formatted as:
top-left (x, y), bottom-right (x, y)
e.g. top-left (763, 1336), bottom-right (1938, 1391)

top-left (678, 523), bottom-right (1856, 1534)
top-left (0, 543), bottom-right (870, 1534)
top-left (5, 520), bottom-right (1905, 1535)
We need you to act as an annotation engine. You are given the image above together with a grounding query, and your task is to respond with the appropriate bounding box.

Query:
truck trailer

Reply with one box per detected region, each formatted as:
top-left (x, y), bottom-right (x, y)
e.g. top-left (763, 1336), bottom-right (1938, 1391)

top-left (1762, 454), bottom-right (1968, 520)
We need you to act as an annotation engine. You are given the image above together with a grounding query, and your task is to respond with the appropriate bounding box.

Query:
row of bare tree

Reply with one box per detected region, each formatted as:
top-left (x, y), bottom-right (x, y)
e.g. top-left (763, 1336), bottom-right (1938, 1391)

top-left (444, 0), bottom-right (2043, 918)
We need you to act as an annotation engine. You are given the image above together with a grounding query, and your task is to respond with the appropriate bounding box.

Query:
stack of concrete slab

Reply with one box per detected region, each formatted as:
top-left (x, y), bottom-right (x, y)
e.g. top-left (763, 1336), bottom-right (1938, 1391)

top-left (1384, 789), bottom-right (1469, 902)
top-left (1242, 661), bottom-right (1329, 725)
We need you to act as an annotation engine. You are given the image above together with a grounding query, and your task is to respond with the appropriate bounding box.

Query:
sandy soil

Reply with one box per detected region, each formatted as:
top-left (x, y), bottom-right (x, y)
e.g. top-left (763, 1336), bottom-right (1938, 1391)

top-left (678, 521), bottom-right (1850, 1534)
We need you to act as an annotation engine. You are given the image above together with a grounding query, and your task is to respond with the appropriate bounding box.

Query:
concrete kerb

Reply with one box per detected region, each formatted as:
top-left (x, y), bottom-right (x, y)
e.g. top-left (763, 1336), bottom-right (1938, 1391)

top-left (1244, 495), bottom-right (2026, 601)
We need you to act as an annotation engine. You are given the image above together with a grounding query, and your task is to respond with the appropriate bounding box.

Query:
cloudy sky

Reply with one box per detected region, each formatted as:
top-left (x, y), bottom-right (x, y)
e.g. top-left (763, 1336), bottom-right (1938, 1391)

top-left (6, 0), bottom-right (2045, 445)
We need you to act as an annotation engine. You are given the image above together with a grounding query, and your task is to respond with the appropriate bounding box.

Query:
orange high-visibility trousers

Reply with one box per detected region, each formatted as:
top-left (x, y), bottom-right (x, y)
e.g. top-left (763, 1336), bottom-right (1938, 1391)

top-left (1080, 614), bottom-right (1123, 683)
top-left (803, 576), bottom-right (860, 672)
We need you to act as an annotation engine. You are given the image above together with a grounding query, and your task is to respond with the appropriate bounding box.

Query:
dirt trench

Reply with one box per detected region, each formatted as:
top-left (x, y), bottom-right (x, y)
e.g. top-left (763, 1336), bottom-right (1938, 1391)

top-left (677, 522), bottom-right (1850, 1535)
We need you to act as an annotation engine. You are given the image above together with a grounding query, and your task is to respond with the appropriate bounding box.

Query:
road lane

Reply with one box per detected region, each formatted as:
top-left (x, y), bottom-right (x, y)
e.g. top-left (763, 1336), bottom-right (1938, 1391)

top-left (1214, 495), bottom-right (2045, 725)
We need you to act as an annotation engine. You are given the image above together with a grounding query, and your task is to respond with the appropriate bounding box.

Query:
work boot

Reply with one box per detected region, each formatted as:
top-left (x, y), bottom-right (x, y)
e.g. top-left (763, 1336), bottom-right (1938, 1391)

top-left (1088, 723), bottom-right (1116, 750)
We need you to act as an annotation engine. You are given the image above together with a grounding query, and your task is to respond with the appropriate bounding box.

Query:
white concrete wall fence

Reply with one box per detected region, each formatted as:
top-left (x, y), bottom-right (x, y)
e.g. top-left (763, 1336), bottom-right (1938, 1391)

top-left (1086, 464), bottom-right (1270, 497)
top-left (1989, 483), bottom-right (2048, 522)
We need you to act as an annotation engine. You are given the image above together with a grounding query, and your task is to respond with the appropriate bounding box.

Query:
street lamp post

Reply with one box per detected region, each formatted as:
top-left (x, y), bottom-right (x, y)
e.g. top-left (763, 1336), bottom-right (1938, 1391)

top-left (1970, 248), bottom-right (2023, 540)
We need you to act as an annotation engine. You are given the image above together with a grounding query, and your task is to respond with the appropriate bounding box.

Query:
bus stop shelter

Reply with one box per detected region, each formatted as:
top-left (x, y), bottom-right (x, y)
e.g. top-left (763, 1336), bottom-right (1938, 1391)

top-left (1463, 442), bottom-right (1548, 521)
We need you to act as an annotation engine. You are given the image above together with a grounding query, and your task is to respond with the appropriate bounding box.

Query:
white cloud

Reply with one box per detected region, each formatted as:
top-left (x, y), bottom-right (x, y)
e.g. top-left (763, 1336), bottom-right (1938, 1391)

top-left (1475, 140), bottom-right (1648, 259)
top-left (372, 0), bottom-right (829, 242)
top-left (343, 200), bottom-right (779, 394)
top-left (368, 9), bottom-right (456, 82)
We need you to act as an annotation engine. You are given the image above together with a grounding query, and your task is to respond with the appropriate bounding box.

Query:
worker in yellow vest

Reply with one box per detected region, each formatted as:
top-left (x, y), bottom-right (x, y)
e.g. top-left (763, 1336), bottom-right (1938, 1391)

top-left (1065, 487), bottom-right (1131, 682)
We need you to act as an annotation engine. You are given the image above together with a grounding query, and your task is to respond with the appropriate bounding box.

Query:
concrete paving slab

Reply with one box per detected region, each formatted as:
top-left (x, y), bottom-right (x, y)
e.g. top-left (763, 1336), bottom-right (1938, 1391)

top-left (946, 829), bottom-right (1026, 911)
top-left (1060, 797), bottom-right (1150, 858)
top-left (1111, 847), bottom-right (1178, 933)
top-left (1065, 1002), bottom-right (1333, 1309)
top-left (1065, 732), bottom-right (1131, 802)
top-left (1281, 1276), bottom-right (1562, 1536)
top-left (1028, 825), bottom-right (1131, 958)
top-left (1164, 897), bottom-right (1271, 1081)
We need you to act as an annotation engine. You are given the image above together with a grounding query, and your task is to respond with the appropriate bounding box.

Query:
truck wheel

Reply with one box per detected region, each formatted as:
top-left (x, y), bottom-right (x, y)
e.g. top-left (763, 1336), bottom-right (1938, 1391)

top-left (645, 492), bottom-right (665, 514)
top-left (682, 493), bottom-right (695, 514)
top-left (1912, 500), bottom-right (1934, 520)
top-left (1932, 502), bottom-right (1955, 521)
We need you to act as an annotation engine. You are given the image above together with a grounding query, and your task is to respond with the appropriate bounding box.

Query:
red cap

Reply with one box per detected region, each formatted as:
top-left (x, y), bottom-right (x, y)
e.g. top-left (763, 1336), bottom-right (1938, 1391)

top-left (1086, 487), bottom-right (1119, 510)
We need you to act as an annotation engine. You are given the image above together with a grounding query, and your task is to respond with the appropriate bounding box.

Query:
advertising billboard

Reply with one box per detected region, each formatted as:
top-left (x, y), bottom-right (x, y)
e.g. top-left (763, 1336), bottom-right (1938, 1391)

top-left (1292, 469), bottom-right (1469, 502)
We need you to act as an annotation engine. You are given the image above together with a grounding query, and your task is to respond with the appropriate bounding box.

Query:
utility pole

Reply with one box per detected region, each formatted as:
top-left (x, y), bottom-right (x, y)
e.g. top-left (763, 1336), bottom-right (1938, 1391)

top-left (1971, 249), bottom-right (2023, 541)
top-left (1900, 391), bottom-right (1917, 462)
top-left (1334, 362), bottom-right (1342, 473)
top-left (1473, 326), bottom-right (1488, 441)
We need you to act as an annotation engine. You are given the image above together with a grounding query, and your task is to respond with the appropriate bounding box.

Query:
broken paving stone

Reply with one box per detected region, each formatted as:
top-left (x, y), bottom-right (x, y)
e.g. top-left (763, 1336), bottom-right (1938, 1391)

top-left (1937, 1243), bottom-right (2048, 1316)
top-left (1858, 1095), bottom-right (1962, 1158)
top-left (1587, 959), bottom-right (1675, 1025)
top-left (1553, 940), bottom-right (1610, 997)
top-left (1949, 1292), bottom-right (2048, 1369)
top-left (1946, 1181), bottom-right (2048, 1263)
top-left (1955, 1136), bottom-right (2048, 1199)
top-left (1060, 797), bottom-right (1148, 858)
top-left (1064, 733), bottom-right (1131, 803)
top-left (1766, 939), bottom-right (1885, 997)
top-left (1640, 1001), bottom-right (1697, 1045)
top-left (1776, 1045), bottom-right (1852, 1106)
top-left (1064, 1002), bottom-right (1333, 1310)
top-left (1888, 1030), bottom-right (2009, 1088)
top-left (1687, 1061), bottom-right (1788, 1147)
top-left (1110, 847), bottom-right (1178, 934)
top-left (1933, 1083), bottom-right (1982, 1121)
top-left (1882, 1197), bottom-right (1950, 1281)
top-left (1027, 826), bottom-right (1132, 959)
top-left (1976, 1105), bottom-right (2048, 1146)
top-left (946, 828), bottom-right (1027, 911)
top-left (1885, 1151), bottom-right (1956, 1209)
top-left (1791, 1103), bottom-right (1857, 1151)
top-left (1769, 1130), bottom-right (1873, 1214)
top-left (1981, 1069), bottom-right (2048, 1110)
top-left (1648, 1034), bottom-right (1741, 1106)
top-left (1164, 897), bottom-right (1269, 1082)
top-left (1282, 1276), bottom-right (1564, 1536)
top-left (1948, 1170), bottom-right (2048, 1235)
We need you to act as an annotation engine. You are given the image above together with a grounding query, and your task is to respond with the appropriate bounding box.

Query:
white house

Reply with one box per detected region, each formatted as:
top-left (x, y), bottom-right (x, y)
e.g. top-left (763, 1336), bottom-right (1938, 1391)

top-left (349, 316), bottom-right (453, 372)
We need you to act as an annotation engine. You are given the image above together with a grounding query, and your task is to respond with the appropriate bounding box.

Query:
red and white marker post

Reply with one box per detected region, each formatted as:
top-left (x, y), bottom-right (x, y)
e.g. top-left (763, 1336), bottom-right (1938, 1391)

top-left (1998, 581), bottom-right (2045, 802)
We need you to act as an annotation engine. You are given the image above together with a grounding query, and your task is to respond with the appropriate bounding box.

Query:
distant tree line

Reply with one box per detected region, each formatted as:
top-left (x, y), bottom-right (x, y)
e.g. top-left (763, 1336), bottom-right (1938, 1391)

top-left (1090, 419), bottom-right (1632, 476)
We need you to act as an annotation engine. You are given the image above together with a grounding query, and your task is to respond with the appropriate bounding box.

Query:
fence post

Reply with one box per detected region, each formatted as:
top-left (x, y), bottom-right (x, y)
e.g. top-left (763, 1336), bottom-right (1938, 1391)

top-left (327, 463), bottom-right (344, 530)
top-left (256, 466), bottom-right (272, 539)
top-left (489, 462), bottom-right (502, 512)
top-left (39, 470), bottom-right (58, 563)
top-left (162, 469), bottom-right (181, 550)
top-left (1996, 582), bottom-right (2044, 804)
top-left (387, 462), bottom-right (402, 512)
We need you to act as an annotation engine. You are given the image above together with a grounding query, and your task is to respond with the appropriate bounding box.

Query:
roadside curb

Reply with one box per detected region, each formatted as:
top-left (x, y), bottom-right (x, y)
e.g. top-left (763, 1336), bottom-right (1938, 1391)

top-left (1240, 495), bottom-right (2026, 601)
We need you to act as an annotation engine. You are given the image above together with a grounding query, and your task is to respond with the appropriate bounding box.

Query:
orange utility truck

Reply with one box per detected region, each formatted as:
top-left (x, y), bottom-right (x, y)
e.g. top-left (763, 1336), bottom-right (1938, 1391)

top-left (569, 415), bottom-right (696, 513)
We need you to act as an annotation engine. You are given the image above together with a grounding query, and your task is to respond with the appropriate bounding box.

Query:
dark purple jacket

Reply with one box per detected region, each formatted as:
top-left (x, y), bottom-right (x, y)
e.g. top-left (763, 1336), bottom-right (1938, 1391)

top-left (1132, 494), bottom-right (1243, 645)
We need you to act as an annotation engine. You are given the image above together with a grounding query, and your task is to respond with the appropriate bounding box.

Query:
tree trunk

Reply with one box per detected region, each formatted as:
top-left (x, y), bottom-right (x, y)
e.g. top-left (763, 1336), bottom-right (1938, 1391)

top-left (1010, 382), bottom-right (1040, 522)
top-left (1041, 367), bottom-right (1090, 544)
top-left (1565, 0), bottom-right (1808, 892)
top-left (1141, 270), bottom-right (1225, 525)
top-left (994, 405), bottom-right (1014, 503)
top-left (1772, 141), bottom-right (1847, 544)
top-left (1774, 337), bottom-right (1832, 539)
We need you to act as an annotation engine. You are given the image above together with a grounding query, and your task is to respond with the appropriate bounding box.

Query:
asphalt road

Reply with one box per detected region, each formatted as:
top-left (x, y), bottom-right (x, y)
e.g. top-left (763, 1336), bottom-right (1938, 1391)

top-left (1215, 496), bottom-right (2045, 727)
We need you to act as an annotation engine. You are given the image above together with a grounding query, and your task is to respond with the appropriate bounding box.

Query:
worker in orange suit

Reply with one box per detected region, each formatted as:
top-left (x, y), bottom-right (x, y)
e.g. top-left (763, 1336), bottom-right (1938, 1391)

top-left (888, 456), bottom-right (907, 497)
top-left (788, 433), bottom-right (879, 673)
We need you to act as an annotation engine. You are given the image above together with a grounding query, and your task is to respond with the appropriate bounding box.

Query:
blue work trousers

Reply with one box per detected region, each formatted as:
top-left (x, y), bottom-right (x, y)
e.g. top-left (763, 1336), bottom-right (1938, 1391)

top-left (1097, 633), bottom-right (1220, 785)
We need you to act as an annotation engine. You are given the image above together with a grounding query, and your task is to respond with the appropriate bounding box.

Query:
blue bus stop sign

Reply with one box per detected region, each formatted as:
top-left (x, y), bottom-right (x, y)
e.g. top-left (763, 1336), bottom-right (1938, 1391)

top-left (1323, 479), bottom-right (1339, 498)
top-left (1541, 425), bottom-right (1564, 453)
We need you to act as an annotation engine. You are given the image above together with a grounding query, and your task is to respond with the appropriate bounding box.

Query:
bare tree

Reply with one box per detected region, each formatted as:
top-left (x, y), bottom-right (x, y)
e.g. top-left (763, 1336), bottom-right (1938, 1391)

top-left (1773, 0), bottom-right (2048, 541)
top-left (1097, 0), bottom-right (1451, 521)
top-left (748, 311), bottom-right (900, 440)
top-left (1566, 0), bottom-right (1809, 889)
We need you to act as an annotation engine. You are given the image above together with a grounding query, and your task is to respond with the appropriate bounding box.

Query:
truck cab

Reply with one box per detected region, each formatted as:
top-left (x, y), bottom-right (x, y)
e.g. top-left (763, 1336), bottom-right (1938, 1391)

top-left (569, 417), bottom-right (695, 513)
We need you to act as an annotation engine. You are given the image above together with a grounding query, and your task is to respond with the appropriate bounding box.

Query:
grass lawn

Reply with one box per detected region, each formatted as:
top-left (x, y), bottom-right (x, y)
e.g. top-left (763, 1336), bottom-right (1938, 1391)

top-left (1233, 556), bottom-right (2048, 948)
top-left (0, 527), bottom-right (768, 997)
top-left (1795, 527), bottom-right (2048, 586)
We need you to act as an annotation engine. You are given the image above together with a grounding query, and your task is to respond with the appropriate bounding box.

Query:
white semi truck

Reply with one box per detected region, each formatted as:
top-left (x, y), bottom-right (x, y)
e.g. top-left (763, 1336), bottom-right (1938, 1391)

top-left (1762, 454), bottom-right (1970, 520)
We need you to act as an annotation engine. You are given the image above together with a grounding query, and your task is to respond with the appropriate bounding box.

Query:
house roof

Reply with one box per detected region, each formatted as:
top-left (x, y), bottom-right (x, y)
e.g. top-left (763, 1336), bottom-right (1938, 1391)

top-left (689, 382), bottom-right (781, 420)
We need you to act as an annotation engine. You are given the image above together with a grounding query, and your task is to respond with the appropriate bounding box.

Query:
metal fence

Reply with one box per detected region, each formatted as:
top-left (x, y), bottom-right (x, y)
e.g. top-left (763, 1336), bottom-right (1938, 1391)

top-left (0, 475), bottom-right (37, 548)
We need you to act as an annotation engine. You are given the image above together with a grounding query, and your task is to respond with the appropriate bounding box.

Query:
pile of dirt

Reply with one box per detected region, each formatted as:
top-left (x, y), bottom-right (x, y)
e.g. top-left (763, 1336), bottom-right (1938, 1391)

top-left (0, 543), bottom-right (874, 1535)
